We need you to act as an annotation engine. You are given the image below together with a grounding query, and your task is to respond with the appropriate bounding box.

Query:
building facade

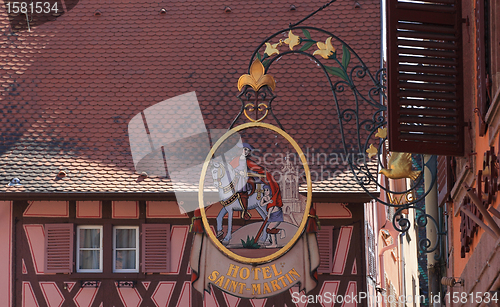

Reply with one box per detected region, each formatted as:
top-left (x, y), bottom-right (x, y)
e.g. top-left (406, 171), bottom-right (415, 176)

top-left (386, 0), bottom-right (500, 306)
top-left (442, 0), bottom-right (500, 306)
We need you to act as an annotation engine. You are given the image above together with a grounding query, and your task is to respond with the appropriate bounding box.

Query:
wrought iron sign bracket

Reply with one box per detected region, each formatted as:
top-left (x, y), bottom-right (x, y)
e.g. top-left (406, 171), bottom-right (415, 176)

top-left (393, 204), bottom-right (447, 260)
top-left (235, 11), bottom-right (442, 257)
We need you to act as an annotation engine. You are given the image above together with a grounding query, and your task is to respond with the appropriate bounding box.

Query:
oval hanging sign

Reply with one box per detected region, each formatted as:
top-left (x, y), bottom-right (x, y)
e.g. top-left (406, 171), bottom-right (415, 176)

top-left (192, 122), bottom-right (318, 299)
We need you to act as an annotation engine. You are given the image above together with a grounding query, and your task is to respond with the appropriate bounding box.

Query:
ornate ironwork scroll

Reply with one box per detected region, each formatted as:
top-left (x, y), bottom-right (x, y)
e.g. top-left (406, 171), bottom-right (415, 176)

top-left (233, 15), bottom-right (443, 256)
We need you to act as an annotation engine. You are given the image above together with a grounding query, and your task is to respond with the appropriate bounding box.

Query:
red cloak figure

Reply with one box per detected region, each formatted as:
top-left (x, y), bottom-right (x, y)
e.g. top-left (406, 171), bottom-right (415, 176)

top-left (229, 143), bottom-right (283, 220)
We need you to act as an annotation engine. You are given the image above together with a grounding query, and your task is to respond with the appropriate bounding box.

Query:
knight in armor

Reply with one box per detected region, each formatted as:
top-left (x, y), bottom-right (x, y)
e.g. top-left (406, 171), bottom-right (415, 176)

top-left (230, 143), bottom-right (283, 221)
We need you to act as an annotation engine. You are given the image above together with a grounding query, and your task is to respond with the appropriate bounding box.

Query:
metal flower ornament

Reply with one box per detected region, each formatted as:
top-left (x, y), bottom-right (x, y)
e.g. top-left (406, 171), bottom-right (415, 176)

top-left (313, 37), bottom-right (336, 59)
top-left (284, 30), bottom-right (300, 50)
top-left (263, 42), bottom-right (280, 57)
top-left (255, 29), bottom-right (351, 83)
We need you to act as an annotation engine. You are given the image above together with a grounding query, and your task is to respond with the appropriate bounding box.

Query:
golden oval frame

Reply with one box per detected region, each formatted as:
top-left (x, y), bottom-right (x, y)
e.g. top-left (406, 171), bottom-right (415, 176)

top-left (198, 122), bottom-right (312, 264)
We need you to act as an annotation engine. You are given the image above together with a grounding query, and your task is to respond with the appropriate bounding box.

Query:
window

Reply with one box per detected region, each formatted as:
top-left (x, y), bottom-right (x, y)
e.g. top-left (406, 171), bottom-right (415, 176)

top-left (45, 223), bottom-right (171, 274)
top-left (113, 226), bottom-right (139, 273)
top-left (76, 225), bottom-right (103, 273)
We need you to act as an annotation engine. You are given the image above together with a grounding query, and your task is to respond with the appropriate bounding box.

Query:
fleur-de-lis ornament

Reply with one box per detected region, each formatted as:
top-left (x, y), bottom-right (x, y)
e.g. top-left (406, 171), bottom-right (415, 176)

top-left (237, 60), bottom-right (276, 92)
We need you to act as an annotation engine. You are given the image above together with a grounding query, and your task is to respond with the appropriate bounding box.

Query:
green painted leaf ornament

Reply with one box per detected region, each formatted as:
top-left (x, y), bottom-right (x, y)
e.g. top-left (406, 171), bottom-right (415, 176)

top-left (342, 44), bottom-right (351, 69)
top-left (301, 29), bottom-right (312, 39)
top-left (325, 66), bottom-right (348, 81)
top-left (300, 41), bottom-right (315, 51)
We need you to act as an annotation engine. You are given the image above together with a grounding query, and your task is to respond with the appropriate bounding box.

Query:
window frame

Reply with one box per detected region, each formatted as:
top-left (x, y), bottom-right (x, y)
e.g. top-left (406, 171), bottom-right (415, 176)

top-left (113, 225), bottom-right (140, 273)
top-left (76, 225), bottom-right (103, 273)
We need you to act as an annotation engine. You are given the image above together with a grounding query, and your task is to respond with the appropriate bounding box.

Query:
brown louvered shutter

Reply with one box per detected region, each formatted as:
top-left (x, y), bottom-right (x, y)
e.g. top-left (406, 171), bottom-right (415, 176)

top-left (44, 224), bottom-right (74, 273)
top-left (366, 224), bottom-right (377, 278)
top-left (437, 156), bottom-right (453, 206)
top-left (316, 226), bottom-right (333, 274)
top-left (387, 0), bottom-right (464, 156)
top-left (142, 224), bottom-right (170, 273)
top-left (475, 0), bottom-right (489, 136)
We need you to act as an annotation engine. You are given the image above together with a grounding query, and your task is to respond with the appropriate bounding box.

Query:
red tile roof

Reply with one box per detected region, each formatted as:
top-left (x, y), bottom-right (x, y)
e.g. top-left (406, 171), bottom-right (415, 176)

top-left (0, 0), bottom-right (381, 199)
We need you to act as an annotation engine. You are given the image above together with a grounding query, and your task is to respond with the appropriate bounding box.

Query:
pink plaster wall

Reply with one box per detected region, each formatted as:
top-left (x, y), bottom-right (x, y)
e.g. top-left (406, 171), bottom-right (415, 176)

top-left (23, 201), bottom-right (68, 217)
top-left (23, 225), bottom-right (45, 274)
top-left (73, 285), bottom-right (99, 307)
top-left (151, 282), bottom-right (175, 307)
top-left (112, 201), bottom-right (139, 219)
top-left (39, 282), bottom-right (64, 307)
top-left (76, 201), bottom-right (101, 218)
top-left (203, 288), bottom-right (219, 307)
top-left (146, 201), bottom-right (187, 218)
top-left (22, 282), bottom-right (39, 307)
top-left (316, 203), bottom-right (352, 218)
top-left (342, 281), bottom-right (358, 307)
top-left (115, 284), bottom-right (142, 307)
top-left (176, 282), bottom-right (191, 307)
top-left (250, 298), bottom-right (267, 307)
top-left (0, 201), bottom-right (12, 307)
top-left (332, 226), bottom-right (353, 275)
top-left (170, 226), bottom-right (188, 274)
top-left (289, 287), bottom-right (307, 307)
top-left (319, 281), bottom-right (340, 301)
top-left (222, 291), bottom-right (240, 307)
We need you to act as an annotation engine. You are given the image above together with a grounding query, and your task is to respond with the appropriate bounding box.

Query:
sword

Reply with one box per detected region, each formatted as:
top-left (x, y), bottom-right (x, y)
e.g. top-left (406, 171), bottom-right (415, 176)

top-left (255, 216), bottom-right (269, 243)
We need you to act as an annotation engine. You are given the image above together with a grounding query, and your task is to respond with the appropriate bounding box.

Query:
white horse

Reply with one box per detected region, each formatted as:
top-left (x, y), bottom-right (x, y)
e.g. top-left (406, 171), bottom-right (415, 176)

top-left (209, 161), bottom-right (268, 244)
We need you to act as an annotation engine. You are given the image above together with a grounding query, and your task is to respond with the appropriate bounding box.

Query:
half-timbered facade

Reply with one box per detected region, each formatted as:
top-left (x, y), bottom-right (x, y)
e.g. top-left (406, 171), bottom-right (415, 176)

top-left (8, 200), bottom-right (369, 306)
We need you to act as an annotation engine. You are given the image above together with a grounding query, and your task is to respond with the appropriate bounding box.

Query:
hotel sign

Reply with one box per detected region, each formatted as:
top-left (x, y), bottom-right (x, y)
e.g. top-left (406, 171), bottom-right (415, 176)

top-left (191, 122), bottom-right (320, 299)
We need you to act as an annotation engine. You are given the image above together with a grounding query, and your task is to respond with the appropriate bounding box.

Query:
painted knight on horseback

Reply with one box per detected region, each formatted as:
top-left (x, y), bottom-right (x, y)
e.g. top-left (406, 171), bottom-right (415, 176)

top-left (230, 143), bottom-right (283, 222)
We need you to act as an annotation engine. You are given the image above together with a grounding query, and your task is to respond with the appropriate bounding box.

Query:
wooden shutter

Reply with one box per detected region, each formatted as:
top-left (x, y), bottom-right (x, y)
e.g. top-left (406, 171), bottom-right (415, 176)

top-left (387, 0), bottom-right (464, 156)
top-left (44, 224), bottom-right (74, 273)
top-left (316, 226), bottom-right (333, 274)
top-left (366, 224), bottom-right (377, 278)
top-left (437, 156), bottom-right (453, 206)
top-left (142, 224), bottom-right (170, 273)
top-left (476, 0), bottom-right (489, 136)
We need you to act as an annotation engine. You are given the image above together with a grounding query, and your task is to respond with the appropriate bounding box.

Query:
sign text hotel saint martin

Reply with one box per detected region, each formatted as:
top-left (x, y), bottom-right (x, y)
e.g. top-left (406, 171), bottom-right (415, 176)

top-left (190, 59), bottom-right (319, 299)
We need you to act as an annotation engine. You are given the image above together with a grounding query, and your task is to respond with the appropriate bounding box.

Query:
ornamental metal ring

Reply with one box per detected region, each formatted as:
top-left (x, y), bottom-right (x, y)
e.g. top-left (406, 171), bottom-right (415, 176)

top-left (198, 122), bottom-right (312, 264)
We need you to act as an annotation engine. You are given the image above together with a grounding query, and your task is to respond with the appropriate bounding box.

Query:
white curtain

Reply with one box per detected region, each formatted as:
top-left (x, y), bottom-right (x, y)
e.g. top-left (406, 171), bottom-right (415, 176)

top-left (115, 229), bottom-right (136, 270)
top-left (79, 228), bottom-right (100, 270)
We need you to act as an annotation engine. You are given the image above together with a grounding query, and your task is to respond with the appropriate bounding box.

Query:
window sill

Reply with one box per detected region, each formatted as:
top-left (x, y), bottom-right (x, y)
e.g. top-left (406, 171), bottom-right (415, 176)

top-left (69, 272), bottom-right (146, 280)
